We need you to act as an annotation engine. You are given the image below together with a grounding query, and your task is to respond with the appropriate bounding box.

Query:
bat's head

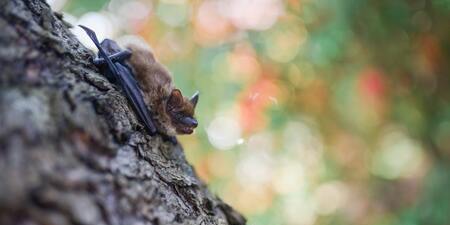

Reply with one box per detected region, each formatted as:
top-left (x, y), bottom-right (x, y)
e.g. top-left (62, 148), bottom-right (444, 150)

top-left (166, 89), bottom-right (199, 134)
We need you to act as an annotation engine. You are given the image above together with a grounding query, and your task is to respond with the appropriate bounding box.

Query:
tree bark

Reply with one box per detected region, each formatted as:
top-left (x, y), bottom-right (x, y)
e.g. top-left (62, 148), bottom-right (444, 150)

top-left (0, 0), bottom-right (245, 224)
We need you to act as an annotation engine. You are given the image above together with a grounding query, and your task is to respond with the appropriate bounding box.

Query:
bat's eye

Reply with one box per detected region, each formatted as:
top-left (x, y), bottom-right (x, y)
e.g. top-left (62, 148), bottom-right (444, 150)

top-left (181, 117), bottom-right (198, 128)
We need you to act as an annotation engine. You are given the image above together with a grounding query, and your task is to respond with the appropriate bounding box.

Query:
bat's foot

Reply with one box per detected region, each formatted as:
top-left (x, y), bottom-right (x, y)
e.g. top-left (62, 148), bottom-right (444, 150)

top-left (159, 133), bottom-right (178, 145)
top-left (167, 136), bottom-right (178, 145)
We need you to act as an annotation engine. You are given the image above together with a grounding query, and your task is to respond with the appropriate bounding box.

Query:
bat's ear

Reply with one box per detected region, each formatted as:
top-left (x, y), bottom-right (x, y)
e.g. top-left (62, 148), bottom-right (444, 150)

top-left (167, 89), bottom-right (183, 110)
top-left (190, 91), bottom-right (199, 108)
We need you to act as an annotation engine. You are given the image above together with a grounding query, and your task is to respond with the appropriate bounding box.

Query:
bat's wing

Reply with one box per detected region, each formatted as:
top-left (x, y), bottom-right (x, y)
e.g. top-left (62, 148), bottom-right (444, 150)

top-left (79, 26), bottom-right (119, 75)
top-left (79, 25), bottom-right (157, 135)
top-left (93, 50), bottom-right (132, 84)
top-left (115, 64), bottom-right (157, 134)
top-left (93, 50), bottom-right (131, 65)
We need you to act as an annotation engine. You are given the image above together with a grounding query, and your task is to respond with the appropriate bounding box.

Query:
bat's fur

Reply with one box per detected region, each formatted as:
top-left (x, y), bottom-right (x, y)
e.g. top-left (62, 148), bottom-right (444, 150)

top-left (126, 44), bottom-right (198, 136)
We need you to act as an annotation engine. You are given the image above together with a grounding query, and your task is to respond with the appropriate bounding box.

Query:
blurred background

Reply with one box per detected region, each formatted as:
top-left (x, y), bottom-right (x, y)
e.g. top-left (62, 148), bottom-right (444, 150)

top-left (49, 0), bottom-right (450, 224)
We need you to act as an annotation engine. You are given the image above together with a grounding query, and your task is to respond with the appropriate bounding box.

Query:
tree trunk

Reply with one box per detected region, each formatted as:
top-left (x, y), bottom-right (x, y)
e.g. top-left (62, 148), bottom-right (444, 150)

top-left (0, 0), bottom-right (245, 224)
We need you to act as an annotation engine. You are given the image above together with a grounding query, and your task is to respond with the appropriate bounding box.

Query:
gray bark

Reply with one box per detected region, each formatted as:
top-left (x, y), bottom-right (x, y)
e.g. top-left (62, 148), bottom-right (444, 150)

top-left (0, 0), bottom-right (246, 224)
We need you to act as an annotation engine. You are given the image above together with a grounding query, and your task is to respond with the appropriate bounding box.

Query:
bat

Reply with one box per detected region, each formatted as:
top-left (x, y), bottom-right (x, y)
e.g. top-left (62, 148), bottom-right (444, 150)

top-left (80, 26), bottom-right (199, 144)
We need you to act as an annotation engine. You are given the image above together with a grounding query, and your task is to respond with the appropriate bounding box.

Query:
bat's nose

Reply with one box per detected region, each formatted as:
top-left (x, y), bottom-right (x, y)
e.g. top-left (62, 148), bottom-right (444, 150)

top-left (182, 117), bottom-right (198, 128)
top-left (191, 119), bottom-right (198, 128)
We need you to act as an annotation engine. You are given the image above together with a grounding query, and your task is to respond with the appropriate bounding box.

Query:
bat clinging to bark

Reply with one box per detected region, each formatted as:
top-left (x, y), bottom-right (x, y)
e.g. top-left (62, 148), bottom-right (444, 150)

top-left (79, 26), bottom-right (199, 141)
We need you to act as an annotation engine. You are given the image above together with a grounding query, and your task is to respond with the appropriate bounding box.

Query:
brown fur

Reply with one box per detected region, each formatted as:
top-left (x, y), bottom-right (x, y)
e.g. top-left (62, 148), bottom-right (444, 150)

top-left (126, 44), bottom-right (197, 136)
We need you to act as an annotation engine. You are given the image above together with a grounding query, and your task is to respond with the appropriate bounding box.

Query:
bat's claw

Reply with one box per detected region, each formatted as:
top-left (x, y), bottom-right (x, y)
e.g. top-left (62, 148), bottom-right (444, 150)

top-left (158, 132), bottom-right (177, 145)
top-left (167, 136), bottom-right (178, 145)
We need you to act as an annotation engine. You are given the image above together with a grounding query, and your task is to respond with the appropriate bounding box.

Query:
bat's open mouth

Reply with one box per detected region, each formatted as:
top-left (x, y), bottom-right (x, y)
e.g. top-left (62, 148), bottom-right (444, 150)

top-left (178, 127), bottom-right (194, 134)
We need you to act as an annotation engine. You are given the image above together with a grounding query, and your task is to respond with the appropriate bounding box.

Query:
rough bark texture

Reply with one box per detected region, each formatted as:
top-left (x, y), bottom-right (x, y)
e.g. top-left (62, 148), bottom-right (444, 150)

top-left (0, 0), bottom-right (246, 224)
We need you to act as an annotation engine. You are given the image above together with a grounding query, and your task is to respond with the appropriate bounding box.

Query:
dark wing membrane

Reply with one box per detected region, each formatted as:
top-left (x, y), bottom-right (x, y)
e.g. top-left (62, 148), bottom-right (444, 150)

top-left (115, 64), bottom-right (157, 134)
top-left (79, 26), bottom-right (119, 75)
top-left (93, 50), bottom-right (131, 65)
top-left (79, 25), bottom-right (156, 134)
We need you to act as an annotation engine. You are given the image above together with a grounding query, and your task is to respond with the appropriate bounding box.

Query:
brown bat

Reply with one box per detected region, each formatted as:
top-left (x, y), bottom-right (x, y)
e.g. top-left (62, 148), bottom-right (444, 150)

top-left (80, 26), bottom-right (198, 141)
top-left (126, 44), bottom-right (199, 136)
